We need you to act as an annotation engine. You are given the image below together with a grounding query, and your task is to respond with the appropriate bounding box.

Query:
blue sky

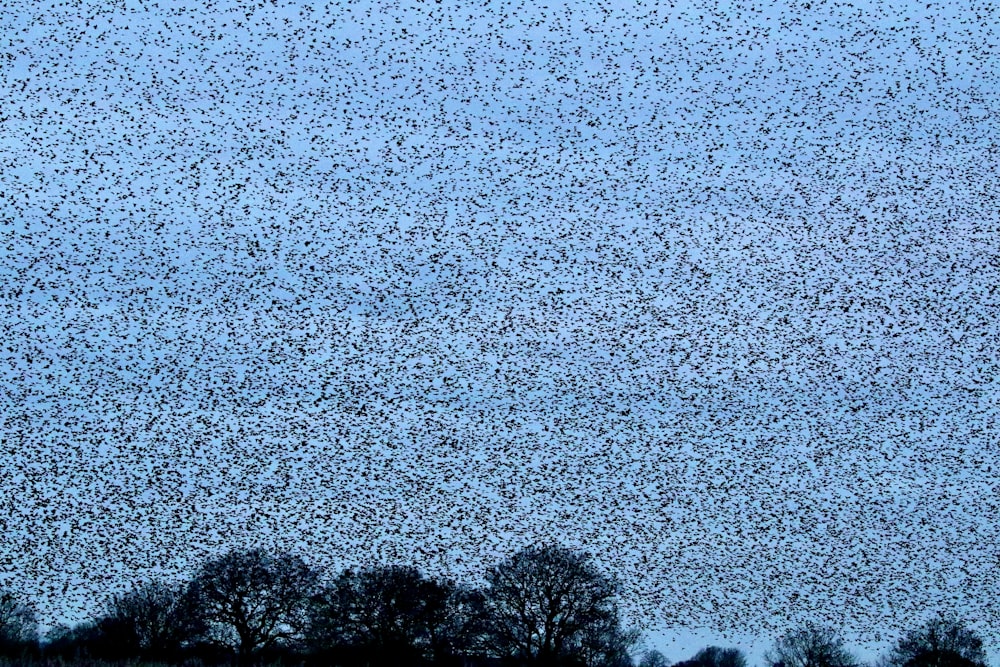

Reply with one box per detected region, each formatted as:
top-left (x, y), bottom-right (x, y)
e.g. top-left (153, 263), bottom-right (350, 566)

top-left (2, 0), bottom-right (999, 663)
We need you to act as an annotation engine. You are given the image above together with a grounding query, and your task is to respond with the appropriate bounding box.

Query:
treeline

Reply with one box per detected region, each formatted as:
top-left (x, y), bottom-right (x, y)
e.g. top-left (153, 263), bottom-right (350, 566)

top-left (0, 544), bottom-right (991, 667)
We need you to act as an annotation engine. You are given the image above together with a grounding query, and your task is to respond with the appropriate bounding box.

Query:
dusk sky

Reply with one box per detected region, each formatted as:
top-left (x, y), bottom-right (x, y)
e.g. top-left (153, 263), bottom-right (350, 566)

top-left (2, 0), bottom-right (999, 663)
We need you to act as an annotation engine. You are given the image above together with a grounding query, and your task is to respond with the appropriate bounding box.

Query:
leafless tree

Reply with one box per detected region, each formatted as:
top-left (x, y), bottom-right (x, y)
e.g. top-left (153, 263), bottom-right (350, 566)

top-left (692, 646), bottom-right (749, 667)
top-left (481, 543), bottom-right (637, 667)
top-left (307, 564), bottom-right (483, 664)
top-left (188, 547), bottom-right (321, 664)
top-left (765, 623), bottom-right (857, 667)
top-left (639, 648), bottom-right (669, 667)
top-left (576, 609), bottom-right (640, 667)
top-left (0, 589), bottom-right (37, 656)
top-left (884, 616), bottom-right (986, 667)
top-left (96, 579), bottom-right (205, 659)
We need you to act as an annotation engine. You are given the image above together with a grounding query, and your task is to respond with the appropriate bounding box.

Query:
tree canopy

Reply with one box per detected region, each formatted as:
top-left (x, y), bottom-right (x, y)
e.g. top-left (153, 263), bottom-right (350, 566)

top-left (188, 547), bottom-right (321, 663)
top-left (481, 543), bottom-right (638, 667)
top-left (885, 616), bottom-right (987, 667)
top-left (4, 546), bottom-right (995, 667)
top-left (765, 623), bottom-right (857, 667)
top-left (0, 589), bottom-right (38, 656)
top-left (306, 564), bottom-right (472, 665)
top-left (94, 579), bottom-right (206, 660)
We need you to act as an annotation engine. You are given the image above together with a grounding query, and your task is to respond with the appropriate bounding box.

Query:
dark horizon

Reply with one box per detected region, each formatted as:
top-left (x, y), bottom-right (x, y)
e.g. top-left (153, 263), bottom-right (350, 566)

top-left (2, 542), bottom-right (998, 667)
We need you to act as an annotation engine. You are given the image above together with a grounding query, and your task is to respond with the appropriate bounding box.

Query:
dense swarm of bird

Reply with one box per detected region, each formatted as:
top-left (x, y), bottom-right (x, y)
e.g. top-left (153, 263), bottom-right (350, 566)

top-left (1, 0), bottom-right (998, 655)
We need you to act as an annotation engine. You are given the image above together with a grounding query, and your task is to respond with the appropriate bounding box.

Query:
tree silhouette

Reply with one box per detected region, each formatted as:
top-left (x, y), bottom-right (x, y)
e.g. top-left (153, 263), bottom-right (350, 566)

top-left (678, 646), bottom-right (748, 667)
top-left (95, 578), bottom-right (206, 661)
top-left (188, 547), bottom-right (321, 664)
top-left (638, 648), bottom-right (669, 667)
top-left (40, 621), bottom-right (104, 662)
top-left (480, 543), bottom-right (637, 667)
top-left (0, 589), bottom-right (37, 658)
top-left (432, 584), bottom-right (490, 663)
top-left (765, 623), bottom-right (856, 667)
top-left (885, 616), bottom-right (986, 667)
top-left (307, 564), bottom-right (480, 666)
top-left (576, 609), bottom-right (640, 667)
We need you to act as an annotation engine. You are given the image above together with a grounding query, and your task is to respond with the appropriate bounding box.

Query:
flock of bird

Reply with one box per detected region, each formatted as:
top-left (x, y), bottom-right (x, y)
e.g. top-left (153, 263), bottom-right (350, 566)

top-left (2, 0), bottom-right (998, 655)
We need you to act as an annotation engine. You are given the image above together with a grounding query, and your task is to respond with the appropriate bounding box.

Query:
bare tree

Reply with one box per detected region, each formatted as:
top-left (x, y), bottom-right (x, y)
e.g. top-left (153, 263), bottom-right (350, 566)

top-left (0, 590), bottom-right (37, 657)
top-left (41, 622), bottom-right (99, 661)
top-left (481, 543), bottom-right (637, 667)
top-left (96, 579), bottom-right (205, 659)
top-left (766, 623), bottom-right (857, 667)
top-left (188, 547), bottom-right (321, 664)
top-left (638, 648), bottom-right (669, 667)
top-left (689, 646), bottom-right (749, 667)
top-left (432, 584), bottom-right (490, 661)
top-left (307, 564), bottom-right (481, 665)
top-left (576, 610), bottom-right (640, 667)
top-left (885, 616), bottom-right (986, 667)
